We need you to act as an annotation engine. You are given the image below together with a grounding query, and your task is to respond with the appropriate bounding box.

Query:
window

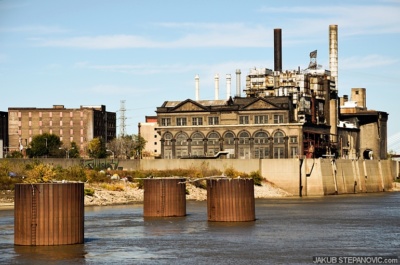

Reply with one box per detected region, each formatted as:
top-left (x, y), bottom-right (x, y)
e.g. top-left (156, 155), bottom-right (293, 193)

top-left (239, 131), bottom-right (250, 144)
top-left (274, 147), bottom-right (284, 159)
top-left (176, 117), bottom-right (187, 126)
top-left (274, 114), bottom-right (284, 124)
top-left (291, 147), bottom-right (298, 157)
top-left (164, 133), bottom-right (173, 146)
top-left (274, 131), bottom-right (285, 144)
top-left (191, 132), bottom-right (204, 145)
top-left (161, 118), bottom-right (171, 126)
top-left (192, 117), bottom-right (203, 126)
top-left (176, 133), bottom-right (187, 145)
top-left (154, 142), bottom-right (157, 145)
top-left (239, 116), bottom-right (249, 124)
top-left (255, 115), bottom-right (268, 124)
top-left (290, 136), bottom-right (298, 143)
top-left (224, 132), bottom-right (235, 145)
top-left (208, 117), bottom-right (219, 125)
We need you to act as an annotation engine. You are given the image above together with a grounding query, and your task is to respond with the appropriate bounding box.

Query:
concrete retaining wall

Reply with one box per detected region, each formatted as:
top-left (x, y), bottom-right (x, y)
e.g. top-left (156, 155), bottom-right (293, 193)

top-left (3, 158), bottom-right (398, 197)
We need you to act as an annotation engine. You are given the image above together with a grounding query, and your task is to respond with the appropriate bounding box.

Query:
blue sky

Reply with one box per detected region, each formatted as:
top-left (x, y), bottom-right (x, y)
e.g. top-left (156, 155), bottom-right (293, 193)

top-left (1, 0), bottom-right (400, 152)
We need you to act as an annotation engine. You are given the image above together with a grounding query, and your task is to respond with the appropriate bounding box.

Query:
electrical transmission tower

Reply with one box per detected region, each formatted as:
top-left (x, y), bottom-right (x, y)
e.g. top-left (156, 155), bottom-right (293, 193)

top-left (119, 100), bottom-right (127, 137)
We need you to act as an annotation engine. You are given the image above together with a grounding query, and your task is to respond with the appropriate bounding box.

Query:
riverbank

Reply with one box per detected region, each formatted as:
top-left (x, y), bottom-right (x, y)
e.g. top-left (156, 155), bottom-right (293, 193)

top-left (2, 181), bottom-right (399, 209)
top-left (0, 180), bottom-right (292, 208)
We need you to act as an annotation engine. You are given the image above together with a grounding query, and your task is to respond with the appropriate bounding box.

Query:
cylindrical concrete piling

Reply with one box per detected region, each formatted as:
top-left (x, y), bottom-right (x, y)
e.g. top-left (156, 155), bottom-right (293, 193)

top-left (143, 178), bottom-right (186, 217)
top-left (14, 183), bottom-right (84, 246)
top-left (207, 178), bottom-right (255, 222)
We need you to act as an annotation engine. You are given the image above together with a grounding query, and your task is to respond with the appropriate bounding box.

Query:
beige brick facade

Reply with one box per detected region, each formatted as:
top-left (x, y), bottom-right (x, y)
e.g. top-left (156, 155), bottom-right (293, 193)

top-left (8, 105), bottom-right (116, 157)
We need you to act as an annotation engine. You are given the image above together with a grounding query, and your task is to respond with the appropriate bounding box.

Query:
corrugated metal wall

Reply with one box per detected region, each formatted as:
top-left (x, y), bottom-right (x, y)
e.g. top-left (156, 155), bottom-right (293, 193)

top-left (143, 178), bottom-right (186, 217)
top-left (207, 178), bottom-right (255, 222)
top-left (14, 183), bottom-right (84, 246)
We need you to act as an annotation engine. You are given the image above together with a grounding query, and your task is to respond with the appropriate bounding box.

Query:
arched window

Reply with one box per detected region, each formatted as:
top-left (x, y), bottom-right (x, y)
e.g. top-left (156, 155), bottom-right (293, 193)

top-left (207, 132), bottom-right (220, 156)
top-left (273, 131), bottom-right (285, 159)
top-left (273, 131), bottom-right (284, 144)
top-left (254, 131), bottom-right (269, 159)
top-left (163, 132), bottom-right (173, 159)
top-left (191, 132), bottom-right (204, 145)
top-left (239, 131), bottom-right (250, 144)
top-left (176, 132), bottom-right (188, 146)
top-left (175, 132), bottom-right (188, 158)
top-left (224, 132), bottom-right (235, 145)
top-left (223, 131), bottom-right (235, 158)
top-left (238, 131), bottom-right (250, 159)
top-left (191, 132), bottom-right (204, 156)
top-left (164, 132), bottom-right (173, 146)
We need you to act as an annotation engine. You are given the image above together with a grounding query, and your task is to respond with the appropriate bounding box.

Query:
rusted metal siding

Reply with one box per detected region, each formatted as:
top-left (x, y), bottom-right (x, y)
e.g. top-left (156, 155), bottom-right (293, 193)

top-left (207, 178), bottom-right (255, 222)
top-left (143, 178), bottom-right (186, 217)
top-left (14, 183), bottom-right (84, 246)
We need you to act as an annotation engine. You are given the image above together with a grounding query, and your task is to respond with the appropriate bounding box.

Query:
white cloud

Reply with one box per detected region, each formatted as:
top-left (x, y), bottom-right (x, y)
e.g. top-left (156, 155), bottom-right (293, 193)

top-left (0, 25), bottom-right (69, 35)
top-left (341, 54), bottom-right (398, 69)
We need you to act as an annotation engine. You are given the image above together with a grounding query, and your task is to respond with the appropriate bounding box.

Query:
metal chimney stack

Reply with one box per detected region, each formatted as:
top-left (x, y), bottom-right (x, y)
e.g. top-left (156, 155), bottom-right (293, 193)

top-left (214, 74), bottom-right (219, 100)
top-left (329, 24), bottom-right (339, 144)
top-left (274, 28), bottom-right (282, 72)
top-left (195, 74), bottom-right (199, 100)
top-left (235, 69), bottom-right (241, 97)
top-left (226, 74), bottom-right (231, 99)
top-left (329, 25), bottom-right (338, 90)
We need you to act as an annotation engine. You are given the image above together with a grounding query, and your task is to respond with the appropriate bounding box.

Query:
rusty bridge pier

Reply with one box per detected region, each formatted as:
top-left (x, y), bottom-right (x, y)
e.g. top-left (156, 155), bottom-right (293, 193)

top-left (207, 178), bottom-right (255, 222)
top-left (14, 183), bottom-right (84, 246)
top-left (143, 178), bottom-right (186, 217)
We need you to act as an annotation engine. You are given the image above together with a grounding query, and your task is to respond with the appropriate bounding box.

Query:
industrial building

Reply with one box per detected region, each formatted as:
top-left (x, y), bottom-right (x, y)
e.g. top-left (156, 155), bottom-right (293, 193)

top-left (139, 116), bottom-right (161, 158)
top-left (154, 25), bottom-right (388, 160)
top-left (7, 105), bottom-right (116, 157)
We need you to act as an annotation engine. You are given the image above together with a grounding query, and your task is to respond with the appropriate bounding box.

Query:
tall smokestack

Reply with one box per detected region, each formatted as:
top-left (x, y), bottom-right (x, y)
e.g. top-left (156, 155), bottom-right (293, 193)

top-left (329, 25), bottom-right (338, 144)
top-left (226, 74), bottom-right (231, 99)
top-left (236, 69), bottom-right (241, 97)
top-left (329, 25), bottom-right (338, 90)
top-left (195, 74), bottom-right (199, 100)
top-left (274, 28), bottom-right (282, 72)
top-left (214, 74), bottom-right (219, 100)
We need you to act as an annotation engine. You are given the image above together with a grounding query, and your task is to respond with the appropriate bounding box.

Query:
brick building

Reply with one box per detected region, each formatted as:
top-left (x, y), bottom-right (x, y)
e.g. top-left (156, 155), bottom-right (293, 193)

top-left (8, 105), bottom-right (116, 157)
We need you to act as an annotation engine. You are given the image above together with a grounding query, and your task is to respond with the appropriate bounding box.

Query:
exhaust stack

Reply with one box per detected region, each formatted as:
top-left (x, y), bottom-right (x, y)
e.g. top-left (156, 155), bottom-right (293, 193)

top-left (214, 74), bottom-right (219, 100)
top-left (235, 69), bottom-right (241, 97)
top-left (226, 74), bottom-right (231, 99)
top-left (274, 28), bottom-right (282, 72)
top-left (329, 25), bottom-right (338, 90)
top-left (195, 74), bottom-right (199, 100)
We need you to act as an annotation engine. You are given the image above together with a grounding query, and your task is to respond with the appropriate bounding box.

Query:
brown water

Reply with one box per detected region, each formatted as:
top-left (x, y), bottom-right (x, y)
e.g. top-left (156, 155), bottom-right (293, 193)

top-left (1, 193), bottom-right (399, 264)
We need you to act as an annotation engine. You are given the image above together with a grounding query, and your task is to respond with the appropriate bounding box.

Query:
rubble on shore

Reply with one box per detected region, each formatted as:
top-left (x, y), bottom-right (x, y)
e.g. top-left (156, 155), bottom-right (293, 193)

top-left (0, 180), bottom-right (293, 208)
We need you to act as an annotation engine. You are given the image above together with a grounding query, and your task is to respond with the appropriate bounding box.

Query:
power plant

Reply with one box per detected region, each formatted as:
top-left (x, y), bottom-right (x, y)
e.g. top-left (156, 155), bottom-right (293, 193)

top-left (154, 25), bottom-right (388, 160)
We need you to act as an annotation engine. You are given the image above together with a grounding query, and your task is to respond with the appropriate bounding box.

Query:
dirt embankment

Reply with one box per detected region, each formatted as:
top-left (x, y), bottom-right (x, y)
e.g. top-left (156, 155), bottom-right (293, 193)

top-left (0, 180), bottom-right (292, 208)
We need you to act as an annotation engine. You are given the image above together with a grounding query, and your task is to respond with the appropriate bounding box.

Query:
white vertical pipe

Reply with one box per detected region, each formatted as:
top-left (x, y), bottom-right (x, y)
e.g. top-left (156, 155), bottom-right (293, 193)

top-left (195, 74), bottom-right (199, 101)
top-left (214, 74), bottom-right (219, 100)
top-left (226, 74), bottom-right (231, 99)
top-left (235, 69), bottom-right (241, 97)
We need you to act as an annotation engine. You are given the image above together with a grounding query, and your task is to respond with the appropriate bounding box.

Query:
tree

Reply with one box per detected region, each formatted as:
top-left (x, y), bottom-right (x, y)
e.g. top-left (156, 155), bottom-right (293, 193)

top-left (133, 134), bottom-right (147, 158)
top-left (107, 135), bottom-right (136, 159)
top-left (88, 137), bottom-right (107, 158)
top-left (69, 142), bottom-right (80, 158)
top-left (27, 133), bottom-right (62, 158)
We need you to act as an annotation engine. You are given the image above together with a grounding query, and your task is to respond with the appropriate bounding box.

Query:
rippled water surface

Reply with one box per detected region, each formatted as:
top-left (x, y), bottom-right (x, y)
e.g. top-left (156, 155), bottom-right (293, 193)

top-left (1, 193), bottom-right (399, 264)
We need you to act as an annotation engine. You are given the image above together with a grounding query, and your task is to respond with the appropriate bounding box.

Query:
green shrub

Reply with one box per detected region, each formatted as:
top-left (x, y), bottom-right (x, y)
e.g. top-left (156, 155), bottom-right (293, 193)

top-left (84, 188), bottom-right (95, 196)
top-left (249, 171), bottom-right (263, 186)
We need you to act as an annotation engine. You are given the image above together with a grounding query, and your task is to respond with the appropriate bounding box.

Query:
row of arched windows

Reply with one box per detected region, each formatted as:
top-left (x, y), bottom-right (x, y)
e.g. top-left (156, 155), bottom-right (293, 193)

top-left (161, 130), bottom-right (298, 159)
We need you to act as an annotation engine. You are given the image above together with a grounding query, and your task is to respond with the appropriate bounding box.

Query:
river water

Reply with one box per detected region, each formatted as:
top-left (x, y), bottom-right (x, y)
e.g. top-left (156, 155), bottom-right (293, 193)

top-left (0, 193), bottom-right (399, 265)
